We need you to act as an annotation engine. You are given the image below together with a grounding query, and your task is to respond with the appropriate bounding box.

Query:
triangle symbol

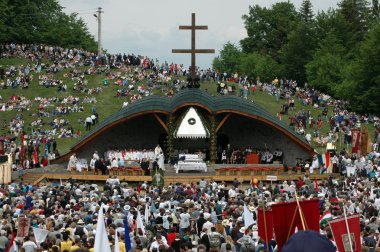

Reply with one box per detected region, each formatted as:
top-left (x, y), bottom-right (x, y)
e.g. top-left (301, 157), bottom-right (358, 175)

top-left (175, 107), bottom-right (209, 138)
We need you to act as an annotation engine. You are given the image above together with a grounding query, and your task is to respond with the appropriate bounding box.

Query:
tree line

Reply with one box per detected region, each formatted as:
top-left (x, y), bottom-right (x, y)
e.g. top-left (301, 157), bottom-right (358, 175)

top-left (213, 0), bottom-right (380, 114)
top-left (0, 0), bottom-right (97, 51)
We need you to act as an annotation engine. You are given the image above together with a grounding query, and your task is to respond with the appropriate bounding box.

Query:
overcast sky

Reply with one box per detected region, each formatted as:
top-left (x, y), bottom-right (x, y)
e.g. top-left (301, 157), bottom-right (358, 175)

top-left (59, 0), bottom-right (340, 68)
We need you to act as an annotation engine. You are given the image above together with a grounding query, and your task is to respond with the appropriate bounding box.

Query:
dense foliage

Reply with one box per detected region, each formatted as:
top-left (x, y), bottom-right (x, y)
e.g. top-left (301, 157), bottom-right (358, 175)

top-left (213, 0), bottom-right (380, 114)
top-left (0, 0), bottom-right (97, 51)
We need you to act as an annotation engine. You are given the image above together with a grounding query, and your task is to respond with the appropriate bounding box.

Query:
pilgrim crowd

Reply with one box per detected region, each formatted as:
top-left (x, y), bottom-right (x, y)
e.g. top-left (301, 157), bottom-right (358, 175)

top-left (1, 43), bottom-right (379, 172)
top-left (2, 173), bottom-right (380, 251)
top-left (0, 44), bottom-right (380, 251)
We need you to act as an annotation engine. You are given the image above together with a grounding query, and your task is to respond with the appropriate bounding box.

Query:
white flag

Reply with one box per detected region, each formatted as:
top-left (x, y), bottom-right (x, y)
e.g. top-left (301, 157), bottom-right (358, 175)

top-left (136, 208), bottom-right (145, 235)
top-left (144, 204), bottom-right (149, 225)
top-left (94, 205), bottom-right (112, 252)
top-left (114, 230), bottom-right (120, 252)
top-left (370, 186), bottom-right (375, 200)
top-left (32, 227), bottom-right (49, 247)
top-left (243, 204), bottom-right (255, 228)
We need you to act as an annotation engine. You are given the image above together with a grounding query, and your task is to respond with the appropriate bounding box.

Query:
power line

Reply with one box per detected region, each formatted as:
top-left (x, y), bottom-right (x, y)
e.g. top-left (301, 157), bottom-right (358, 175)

top-left (9, 11), bottom-right (95, 17)
top-left (64, 9), bottom-right (97, 13)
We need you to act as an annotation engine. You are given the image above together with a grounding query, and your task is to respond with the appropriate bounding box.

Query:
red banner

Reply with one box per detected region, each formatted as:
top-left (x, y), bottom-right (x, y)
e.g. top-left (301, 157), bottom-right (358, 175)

top-left (0, 139), bottom-right (4, 155)
top-left (351, 130), bottom-right (361, 154)
top-left (33, 146), bottom-right (39, 165)
top-left (329, 214), bottom-right (361, 252)
top-left (257, 208), bottom-right (273, 244)
top-left (271, 199), bottom-right (320, 252)
top-left (17, 217), bottom-right (30, 238)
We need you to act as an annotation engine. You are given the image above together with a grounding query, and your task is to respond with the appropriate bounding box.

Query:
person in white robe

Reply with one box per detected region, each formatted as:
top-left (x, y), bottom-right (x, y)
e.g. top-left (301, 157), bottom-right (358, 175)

top-left (89, 157), bottom-right (96, 171)
top-left (155, 144), bottom-right (163, 158)
top-left (310, 156), bottom-right (319, 174)
top-left (158, 152), bottom-right (165, 171)
top-left (67, 153), bottom-right (78, 171)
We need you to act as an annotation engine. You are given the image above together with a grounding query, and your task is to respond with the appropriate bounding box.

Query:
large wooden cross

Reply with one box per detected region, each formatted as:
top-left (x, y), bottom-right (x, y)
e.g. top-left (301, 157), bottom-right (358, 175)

top-left (172, 13), bottom-right (215, 86)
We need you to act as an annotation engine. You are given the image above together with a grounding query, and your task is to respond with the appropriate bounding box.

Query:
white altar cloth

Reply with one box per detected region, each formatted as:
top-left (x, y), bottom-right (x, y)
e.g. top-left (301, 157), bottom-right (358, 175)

top-left (175, 154), bottom-right (207, 173)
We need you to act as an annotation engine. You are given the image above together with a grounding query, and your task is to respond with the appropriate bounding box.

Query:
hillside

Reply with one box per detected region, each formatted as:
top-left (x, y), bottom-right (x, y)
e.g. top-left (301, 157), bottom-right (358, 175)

top-left (0, 55), bottom-right (375, 159)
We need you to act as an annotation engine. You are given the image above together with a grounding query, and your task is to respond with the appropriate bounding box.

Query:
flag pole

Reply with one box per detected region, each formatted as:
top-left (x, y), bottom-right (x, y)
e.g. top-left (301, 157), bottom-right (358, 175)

top-left (294, 190), bottom-right (306, 230)
top-left (287, 205), bottom-right (299, 240)
top-left (343, 205), bottom-right (353, 252)
top-left (263, 205), bottom-right (269, 252)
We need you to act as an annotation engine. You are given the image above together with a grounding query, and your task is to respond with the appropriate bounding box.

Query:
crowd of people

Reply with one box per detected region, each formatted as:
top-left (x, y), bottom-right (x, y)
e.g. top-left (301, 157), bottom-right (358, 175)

top-left (1, 43), bottom-right (380, 251)
top-left (67, 145), bottom-right (166, 175)
top-left (212, 74), bottom-right (379, 150)
top-left (0, 43), bottom-right (201, 172)
top-left (217, 144), bottom-right (284, 165)
top-left (1, 171), bottom-right (380, 251)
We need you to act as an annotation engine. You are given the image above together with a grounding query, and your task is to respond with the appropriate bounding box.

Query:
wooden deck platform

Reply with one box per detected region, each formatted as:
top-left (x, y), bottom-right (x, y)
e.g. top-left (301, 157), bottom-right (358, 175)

top-left (37, 172), bottom-right (338, 186)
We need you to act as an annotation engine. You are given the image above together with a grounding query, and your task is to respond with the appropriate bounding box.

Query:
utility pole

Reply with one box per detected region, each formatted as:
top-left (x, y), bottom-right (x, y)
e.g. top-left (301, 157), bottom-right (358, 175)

top-left (94, 7), bottom-right (103, 56)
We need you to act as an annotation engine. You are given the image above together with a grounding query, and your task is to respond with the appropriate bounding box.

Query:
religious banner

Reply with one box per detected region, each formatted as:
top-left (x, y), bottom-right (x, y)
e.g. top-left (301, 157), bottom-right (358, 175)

top-left (271, 199), bottom-right (319, 252)
top-left (17, 217), bottom-right (30, 238)
top-left (0, 138), bottom-right (4, 155)
top-left (351, 129), bottom-right (361, 154)
top-left (360, 127), bottom-right (370, 156)
top-left (151, 168), bottom-right (164, 188)
top-left (33, 146), bottom-right (39, 165)
top-left (257, 208), bottom-right (274, 245)
top-left (329, 214), bottom-right (361, 252)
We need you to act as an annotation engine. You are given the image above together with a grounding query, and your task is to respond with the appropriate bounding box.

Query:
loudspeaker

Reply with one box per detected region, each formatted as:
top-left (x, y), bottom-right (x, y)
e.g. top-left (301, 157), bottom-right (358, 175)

top-left (0, 155), bottom-right (8, 163)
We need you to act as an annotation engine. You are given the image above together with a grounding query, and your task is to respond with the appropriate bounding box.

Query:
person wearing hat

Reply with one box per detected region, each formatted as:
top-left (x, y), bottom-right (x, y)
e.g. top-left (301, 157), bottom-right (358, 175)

top-left (282, 230), bottom-right (335, 252)
top-left (237, 227), bottom-right (255, 252)
top-left (74, 219), bottom-right (88, 237)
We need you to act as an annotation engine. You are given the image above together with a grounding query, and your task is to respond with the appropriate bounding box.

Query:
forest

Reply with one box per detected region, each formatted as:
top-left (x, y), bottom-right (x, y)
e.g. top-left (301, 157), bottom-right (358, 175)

top-left (0, 0), bottom-right (97, 51)
top-left (213, 0), bottom-right (380, 114)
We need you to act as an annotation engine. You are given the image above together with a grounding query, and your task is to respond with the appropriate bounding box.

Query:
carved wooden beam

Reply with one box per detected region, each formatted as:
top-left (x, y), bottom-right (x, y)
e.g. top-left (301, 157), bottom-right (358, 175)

top-left (216, 113), bottom-right (231, 132)
top-left (153, 114), bottom-right (168, 133)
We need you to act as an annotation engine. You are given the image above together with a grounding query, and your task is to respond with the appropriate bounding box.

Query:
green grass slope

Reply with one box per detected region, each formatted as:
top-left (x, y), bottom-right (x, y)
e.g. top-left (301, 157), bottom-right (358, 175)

top-left (0, 57), bottom-right (374, 157)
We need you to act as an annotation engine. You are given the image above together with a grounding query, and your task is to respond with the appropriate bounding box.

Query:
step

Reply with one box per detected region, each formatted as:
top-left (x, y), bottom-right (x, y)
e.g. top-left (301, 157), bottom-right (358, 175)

top-left (16, 173), bottom-right (45, 185)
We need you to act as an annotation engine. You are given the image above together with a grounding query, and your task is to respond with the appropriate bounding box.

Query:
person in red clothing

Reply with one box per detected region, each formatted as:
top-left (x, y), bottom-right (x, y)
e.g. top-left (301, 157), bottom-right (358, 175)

top-left (167, 229), bottom-right (176, 246)
top-left (170, 232), bottom-right (183, 252)
top-left (41, 157), bottom-right (48, 167)
top-left (297, 177), bottom-right (304, 189)
top-left (317, 118), bottom-right (323, 129)
top-left (185, 186), bottom-right (193, 197)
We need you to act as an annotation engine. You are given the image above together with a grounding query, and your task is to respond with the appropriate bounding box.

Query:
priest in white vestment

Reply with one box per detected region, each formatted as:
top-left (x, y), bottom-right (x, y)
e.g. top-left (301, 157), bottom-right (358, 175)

top-left (158, 152), bottom-right (165, 171)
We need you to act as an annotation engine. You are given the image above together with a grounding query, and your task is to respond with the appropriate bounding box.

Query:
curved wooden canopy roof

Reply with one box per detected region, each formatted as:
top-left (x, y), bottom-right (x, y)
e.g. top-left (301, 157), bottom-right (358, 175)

top-left (55, 89), bottom-right (314, 162)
